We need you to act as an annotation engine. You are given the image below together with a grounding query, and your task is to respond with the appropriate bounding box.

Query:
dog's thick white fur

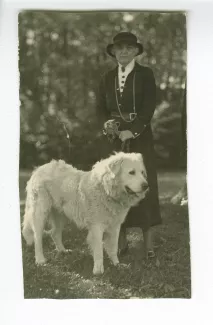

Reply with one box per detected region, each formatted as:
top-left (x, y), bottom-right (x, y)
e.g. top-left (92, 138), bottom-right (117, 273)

top-left (22, 152), bottom-right (148, 275)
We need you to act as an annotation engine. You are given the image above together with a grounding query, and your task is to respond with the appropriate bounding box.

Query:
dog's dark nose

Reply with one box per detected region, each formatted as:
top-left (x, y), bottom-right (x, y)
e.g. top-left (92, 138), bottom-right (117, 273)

top-left (141, 182), bottom-right (149, 191)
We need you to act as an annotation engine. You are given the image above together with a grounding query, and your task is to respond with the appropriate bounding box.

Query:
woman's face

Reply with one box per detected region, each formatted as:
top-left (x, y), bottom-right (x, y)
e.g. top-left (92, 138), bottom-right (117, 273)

top-left (112, 43), bottom-right (139, 66)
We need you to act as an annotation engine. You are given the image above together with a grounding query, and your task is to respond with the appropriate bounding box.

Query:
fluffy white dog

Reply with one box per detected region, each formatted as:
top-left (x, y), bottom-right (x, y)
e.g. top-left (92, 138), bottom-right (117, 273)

top-left (22, 152), bottom-right (148, 275)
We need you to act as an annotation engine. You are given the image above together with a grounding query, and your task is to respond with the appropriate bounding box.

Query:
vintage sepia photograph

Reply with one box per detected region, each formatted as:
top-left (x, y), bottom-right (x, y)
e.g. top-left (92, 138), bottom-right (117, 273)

top-left (19, 10), bottom-right (189, 299)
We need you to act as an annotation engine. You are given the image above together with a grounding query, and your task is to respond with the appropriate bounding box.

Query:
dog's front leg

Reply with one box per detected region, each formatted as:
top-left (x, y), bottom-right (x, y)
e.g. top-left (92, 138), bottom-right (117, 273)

top-left (87, 225), bottom-right (104, 275)
top-left (104, 225), bottom-right (120, 265)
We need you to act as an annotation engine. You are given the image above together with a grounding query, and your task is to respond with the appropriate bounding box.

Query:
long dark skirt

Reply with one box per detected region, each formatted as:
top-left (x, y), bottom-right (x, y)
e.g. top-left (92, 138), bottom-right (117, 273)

top-left (101, 126), bottom-right (162, 232)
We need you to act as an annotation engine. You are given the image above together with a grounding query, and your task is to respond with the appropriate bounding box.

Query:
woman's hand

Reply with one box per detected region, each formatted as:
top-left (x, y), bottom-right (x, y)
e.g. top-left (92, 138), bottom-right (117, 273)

top-left (119, 130), bottom-right (134, 142)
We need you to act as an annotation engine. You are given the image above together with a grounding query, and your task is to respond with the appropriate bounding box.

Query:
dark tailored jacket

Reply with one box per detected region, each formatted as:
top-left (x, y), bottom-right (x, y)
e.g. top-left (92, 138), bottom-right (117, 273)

top-left (96, 62), bottom-right (161, 230)
top-left (97, 62), bottom-right (156, 136)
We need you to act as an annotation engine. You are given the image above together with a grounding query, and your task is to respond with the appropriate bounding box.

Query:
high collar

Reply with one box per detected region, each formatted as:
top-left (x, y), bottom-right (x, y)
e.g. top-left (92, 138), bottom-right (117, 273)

top-left (118, 59), bottom-right (135, 74)
top-left (112, 61), bottom-right (141, 76)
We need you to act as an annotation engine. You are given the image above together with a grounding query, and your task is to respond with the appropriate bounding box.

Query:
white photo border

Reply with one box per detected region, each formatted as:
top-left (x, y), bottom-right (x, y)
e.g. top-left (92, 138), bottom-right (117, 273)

top-left (0, 0), bottom-right (213, 324)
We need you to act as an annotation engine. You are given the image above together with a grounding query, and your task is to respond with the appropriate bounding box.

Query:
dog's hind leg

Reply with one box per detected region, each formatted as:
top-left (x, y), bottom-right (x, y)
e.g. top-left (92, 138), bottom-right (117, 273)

top-left (50, 213), bottom-right (67, 252)
top-left (32, 189), bottom-right (51, 265)
top-left (87, 225), bottom-right (104, 275)
top-left (104, 225), bottom-right (120, 266)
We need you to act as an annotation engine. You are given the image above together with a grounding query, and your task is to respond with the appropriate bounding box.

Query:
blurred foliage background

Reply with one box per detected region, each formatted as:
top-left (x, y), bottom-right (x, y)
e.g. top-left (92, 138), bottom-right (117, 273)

top-left (19, 11), bottom-right (186, 170)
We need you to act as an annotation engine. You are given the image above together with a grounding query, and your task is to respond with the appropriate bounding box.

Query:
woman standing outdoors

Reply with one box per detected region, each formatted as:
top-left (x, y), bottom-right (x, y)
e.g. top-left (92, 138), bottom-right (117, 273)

top-left (96, 32), bottom-right (162, 258)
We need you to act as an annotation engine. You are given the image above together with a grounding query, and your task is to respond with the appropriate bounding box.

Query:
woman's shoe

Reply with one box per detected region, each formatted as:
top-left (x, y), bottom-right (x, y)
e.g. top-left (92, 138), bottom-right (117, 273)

top-left (147, 250), bottom-right (155, 258)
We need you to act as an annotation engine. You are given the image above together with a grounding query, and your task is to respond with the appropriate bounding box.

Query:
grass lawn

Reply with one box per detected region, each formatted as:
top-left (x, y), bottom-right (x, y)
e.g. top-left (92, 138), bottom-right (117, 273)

top-left (19, 170), bottom-right (190, 299)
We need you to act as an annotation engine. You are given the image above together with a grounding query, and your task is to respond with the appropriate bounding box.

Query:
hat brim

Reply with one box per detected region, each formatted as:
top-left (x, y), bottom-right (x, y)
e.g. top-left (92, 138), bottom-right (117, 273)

top-left (106, 42), bottom-right (143, 57)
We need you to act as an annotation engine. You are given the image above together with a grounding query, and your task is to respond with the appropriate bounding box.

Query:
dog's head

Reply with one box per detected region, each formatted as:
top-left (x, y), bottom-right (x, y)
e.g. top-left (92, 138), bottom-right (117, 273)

top-left (93, 152), bottom-right (148, 201)
top-left (119, 153), bottom-right (148, 200)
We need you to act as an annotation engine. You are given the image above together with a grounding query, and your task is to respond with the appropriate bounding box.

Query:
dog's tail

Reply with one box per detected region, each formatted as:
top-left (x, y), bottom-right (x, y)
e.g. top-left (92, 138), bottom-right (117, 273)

top-left (22, 188), bottom-right (35, 246)
top-left (22, 210), bottom-right (34, 246)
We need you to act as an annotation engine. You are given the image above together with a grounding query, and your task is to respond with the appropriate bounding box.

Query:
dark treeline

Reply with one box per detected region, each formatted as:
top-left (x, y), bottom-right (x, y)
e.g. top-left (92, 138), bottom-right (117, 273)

top-left (19, 11), bottom-right (186, 169)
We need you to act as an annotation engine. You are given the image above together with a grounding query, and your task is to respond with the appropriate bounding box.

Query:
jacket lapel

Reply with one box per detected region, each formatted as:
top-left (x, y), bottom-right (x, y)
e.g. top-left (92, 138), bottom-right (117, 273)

top-left (112, 65), bottom-right (121, 101)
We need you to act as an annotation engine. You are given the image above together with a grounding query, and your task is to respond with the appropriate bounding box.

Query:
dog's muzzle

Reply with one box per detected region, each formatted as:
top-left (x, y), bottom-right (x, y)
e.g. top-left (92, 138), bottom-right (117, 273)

top-left (125, 185), bottom-right (149, 197)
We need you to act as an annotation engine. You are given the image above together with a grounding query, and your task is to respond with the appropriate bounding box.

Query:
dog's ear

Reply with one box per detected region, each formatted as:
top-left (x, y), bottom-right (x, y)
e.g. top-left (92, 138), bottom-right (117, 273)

top-left (108, 156), bottom-right (123, 177)
top-left (135, 153), bottom-right (143, 162)
top-left (102, 168), bottom-right (114, 196)
top-left (93, 154), bottom-right (124, 196)
top-left (102, 156), bottom-right (123, 196)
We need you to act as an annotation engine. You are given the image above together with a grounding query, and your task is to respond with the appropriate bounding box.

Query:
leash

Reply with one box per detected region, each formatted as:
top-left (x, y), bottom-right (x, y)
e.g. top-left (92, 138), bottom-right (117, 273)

top-left (55, 116), bottom-right (71, 158)
top-left (121, 139), bottom-right (130, 152)
top-left (45, 115), bottom-right (71, 159)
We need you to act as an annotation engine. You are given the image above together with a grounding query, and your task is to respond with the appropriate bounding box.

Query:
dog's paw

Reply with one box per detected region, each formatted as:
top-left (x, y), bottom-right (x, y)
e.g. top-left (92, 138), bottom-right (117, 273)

top-left (116, 263), bottom-right (130, 269)
top-left (93, 261), bottom-right (104, 275)
top-left (36, 257), bottom-right (47, 265)
top-left (110, 255), bottom-right (119, 266)
top-left (43, 229), bottom-right (52, 236)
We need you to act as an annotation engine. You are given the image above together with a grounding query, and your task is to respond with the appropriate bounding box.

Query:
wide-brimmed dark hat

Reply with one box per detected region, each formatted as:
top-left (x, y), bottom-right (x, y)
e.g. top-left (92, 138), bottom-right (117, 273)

top-left (106, 32), bottom-right (143, 57)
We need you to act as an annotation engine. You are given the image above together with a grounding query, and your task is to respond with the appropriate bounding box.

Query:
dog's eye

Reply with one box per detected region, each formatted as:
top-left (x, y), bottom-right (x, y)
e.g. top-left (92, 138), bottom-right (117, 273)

top-left (129, 170), bottom-right (135, 175)
top-left (141, 170), bottom-right (146, 177)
